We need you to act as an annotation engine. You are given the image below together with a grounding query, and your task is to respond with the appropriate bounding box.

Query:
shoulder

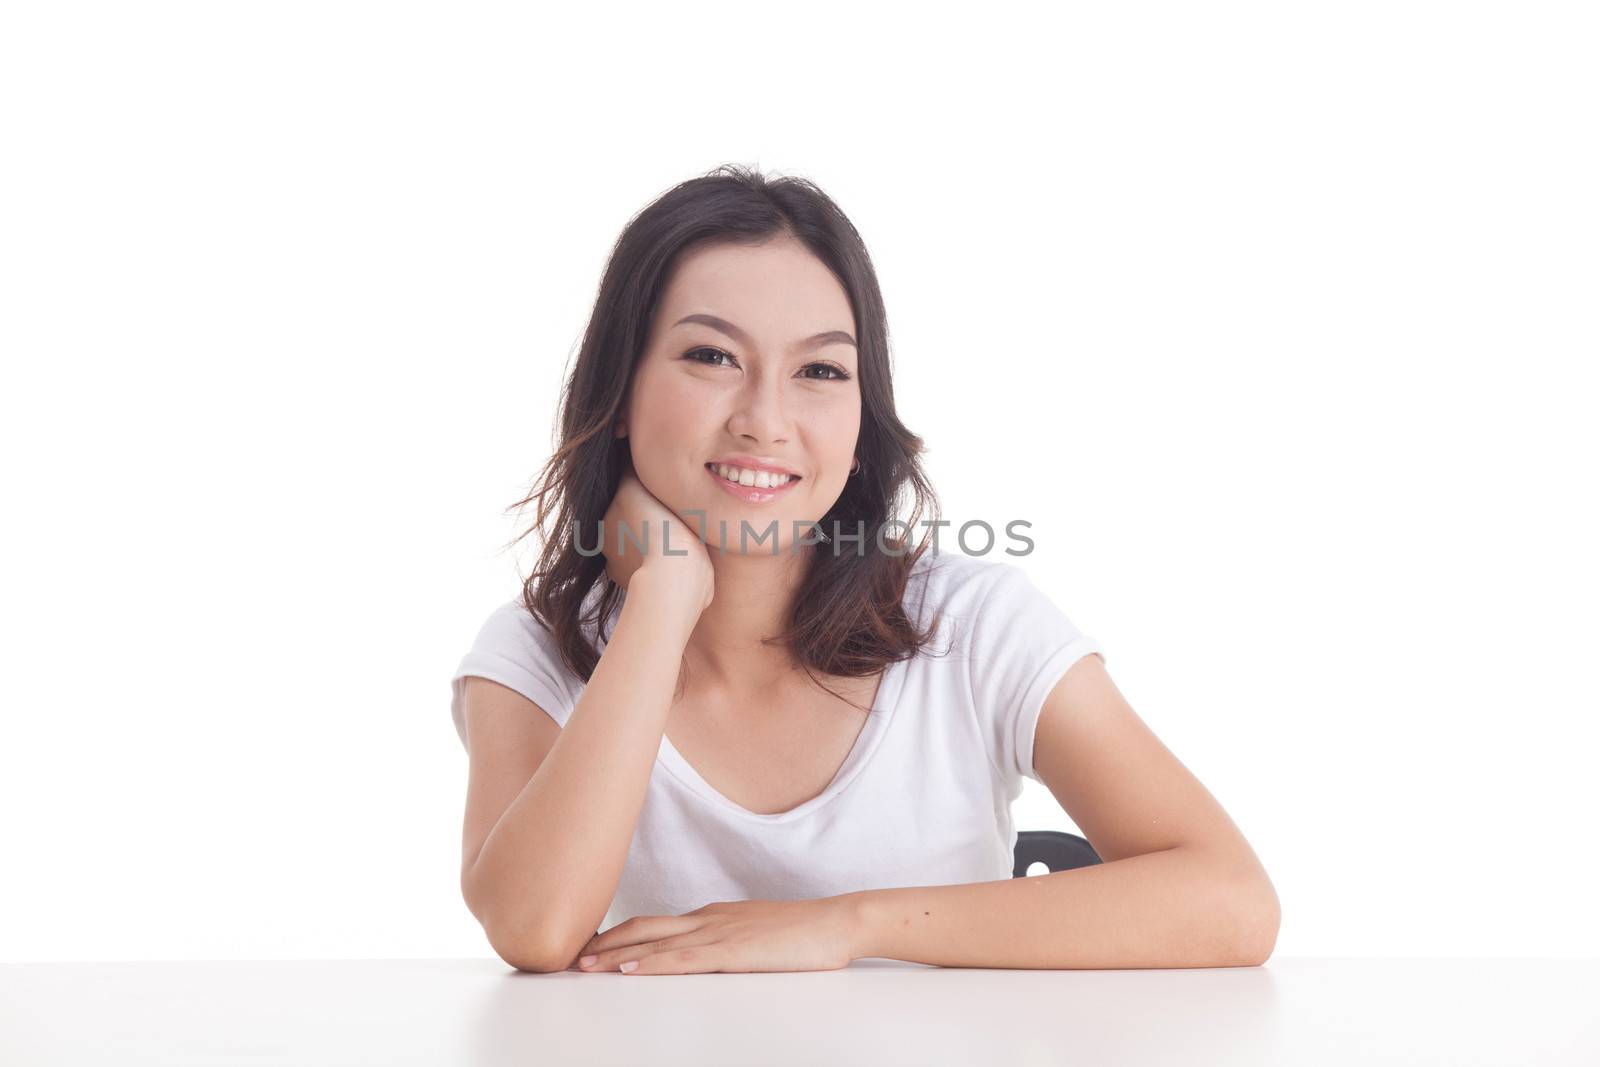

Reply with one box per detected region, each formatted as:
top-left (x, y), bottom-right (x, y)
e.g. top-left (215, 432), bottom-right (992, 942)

top-left (450, 587), bottom-right (603, 744)
top-left (907, 551), bottom-right (1093, 664)
top-left (906, 549), bottom-right (1030, 622)
top-left (468, 581), bottom-right (612, 664)
top-left (468, 597), bottom-right (564, 661)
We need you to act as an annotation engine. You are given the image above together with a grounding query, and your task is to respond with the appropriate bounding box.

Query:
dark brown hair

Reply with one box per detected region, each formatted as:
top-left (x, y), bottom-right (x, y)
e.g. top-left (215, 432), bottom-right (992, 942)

top-left (504, 164), bottom-right (946, 708)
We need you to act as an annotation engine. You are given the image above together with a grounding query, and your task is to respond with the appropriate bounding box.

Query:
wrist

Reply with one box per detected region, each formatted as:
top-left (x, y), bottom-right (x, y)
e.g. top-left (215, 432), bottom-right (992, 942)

top-left (622, 569), bottom-right (703, 639)
top-left (836, 891), bottom-right (878, 961)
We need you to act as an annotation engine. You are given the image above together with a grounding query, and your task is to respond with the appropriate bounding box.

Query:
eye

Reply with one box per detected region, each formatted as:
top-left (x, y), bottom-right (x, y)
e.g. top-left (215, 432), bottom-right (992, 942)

top-left (684, 345), bottom-right (737, 368)
top-left (798, 363), bottom-right (851, 382)
top-left (683, 346), bottom-right (850, 381)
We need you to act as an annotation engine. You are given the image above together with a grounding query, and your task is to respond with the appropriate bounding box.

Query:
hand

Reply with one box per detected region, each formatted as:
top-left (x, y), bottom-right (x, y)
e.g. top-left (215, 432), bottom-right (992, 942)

top-left (600, 455), bottom-right (714, 615)
top-left (568, 897), bottom-right (863, 975)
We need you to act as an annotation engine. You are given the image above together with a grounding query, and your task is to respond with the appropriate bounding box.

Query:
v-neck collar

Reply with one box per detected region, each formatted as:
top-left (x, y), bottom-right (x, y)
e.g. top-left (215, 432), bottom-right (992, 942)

top-left (654, 652), bottom-right (911, 823)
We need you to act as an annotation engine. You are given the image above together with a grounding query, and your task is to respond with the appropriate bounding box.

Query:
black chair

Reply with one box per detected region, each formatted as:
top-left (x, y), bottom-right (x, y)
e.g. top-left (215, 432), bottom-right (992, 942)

top-left (1012, 829), bottom-right (1101, 877)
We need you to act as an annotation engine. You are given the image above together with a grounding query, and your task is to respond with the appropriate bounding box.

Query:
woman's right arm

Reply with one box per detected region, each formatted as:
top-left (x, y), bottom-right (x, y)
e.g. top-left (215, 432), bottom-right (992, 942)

top-left (460, 569), bottom-right (700, 973)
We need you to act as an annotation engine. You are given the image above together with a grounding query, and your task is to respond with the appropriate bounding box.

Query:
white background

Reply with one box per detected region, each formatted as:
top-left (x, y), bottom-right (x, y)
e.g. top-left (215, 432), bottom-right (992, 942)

top-left (2, 1), bottom-right (1595, 962)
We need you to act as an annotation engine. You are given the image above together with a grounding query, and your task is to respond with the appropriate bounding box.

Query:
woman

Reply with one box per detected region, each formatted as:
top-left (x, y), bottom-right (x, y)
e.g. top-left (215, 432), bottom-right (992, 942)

top-left (450, 165), bottom-right (1280, 974)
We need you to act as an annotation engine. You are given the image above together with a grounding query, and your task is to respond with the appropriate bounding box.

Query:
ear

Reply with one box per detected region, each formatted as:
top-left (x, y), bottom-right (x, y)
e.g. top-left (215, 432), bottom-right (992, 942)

top-left (613, 419), bottom-right (627, 439)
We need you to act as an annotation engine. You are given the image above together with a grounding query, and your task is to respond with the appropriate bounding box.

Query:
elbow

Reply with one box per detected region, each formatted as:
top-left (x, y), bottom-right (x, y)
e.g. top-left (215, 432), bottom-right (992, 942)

top-left (498, 943), bottom-right (575, 975)
top-left (1192, 846), bottom-right (1280, 967)
top-left (1231, 926), bottom-right (1278, 968)
top-left (1230, 878), bottom-right (1281, 967)
top-left (464, 869), bottom-right (580, 974)
top-left (485, 918), bottom-right (580, 974)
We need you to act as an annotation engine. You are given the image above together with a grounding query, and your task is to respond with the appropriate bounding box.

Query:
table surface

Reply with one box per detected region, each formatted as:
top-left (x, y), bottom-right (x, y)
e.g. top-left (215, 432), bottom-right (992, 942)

top-left (3, 956), bottom-right (1596, 1066)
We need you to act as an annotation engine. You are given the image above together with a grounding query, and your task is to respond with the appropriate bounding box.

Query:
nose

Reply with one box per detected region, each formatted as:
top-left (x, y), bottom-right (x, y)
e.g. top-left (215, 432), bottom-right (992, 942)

top-left (726, 373), bottom-right (792, 446)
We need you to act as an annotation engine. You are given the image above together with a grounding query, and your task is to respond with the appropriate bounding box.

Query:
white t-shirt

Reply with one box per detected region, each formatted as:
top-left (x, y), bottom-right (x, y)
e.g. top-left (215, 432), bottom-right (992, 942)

top-left (448, 549), bottom-right (1104, 933)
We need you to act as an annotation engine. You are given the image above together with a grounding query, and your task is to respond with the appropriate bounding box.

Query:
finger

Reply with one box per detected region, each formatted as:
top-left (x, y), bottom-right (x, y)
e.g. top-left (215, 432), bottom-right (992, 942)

top-left (623, 944), bottom-right (730, 975)
top-left (579, 916), bottom-right (675, 957)
top-left (581, 929), bottom-right (724, 973)
top-left (578, 916), bottom-right (703, 965)
top-left (567, 930), bottom-right (601, 968)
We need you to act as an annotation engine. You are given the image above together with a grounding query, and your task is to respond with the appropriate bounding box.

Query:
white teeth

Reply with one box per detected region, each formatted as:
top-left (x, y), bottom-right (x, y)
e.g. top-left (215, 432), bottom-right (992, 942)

top-left (712, 463), bottom-right (792, 488)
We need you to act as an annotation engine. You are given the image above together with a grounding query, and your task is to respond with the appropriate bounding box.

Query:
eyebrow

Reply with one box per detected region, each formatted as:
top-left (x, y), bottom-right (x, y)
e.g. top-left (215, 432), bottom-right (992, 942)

top-left (672, 313), bottom-right (857, 352)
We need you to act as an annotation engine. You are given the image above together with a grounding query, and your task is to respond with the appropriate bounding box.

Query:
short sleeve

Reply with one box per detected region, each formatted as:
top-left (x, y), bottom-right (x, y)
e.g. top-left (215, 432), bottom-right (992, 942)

top-left (964, 562), bottom-right (1105, 785)
top-left (449, 599), bottom-right (583, 752)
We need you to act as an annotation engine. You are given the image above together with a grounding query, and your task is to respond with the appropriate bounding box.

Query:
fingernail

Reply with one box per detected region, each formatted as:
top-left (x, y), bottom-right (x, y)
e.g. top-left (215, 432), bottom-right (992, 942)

top-left (579, 955), bottom-right (597, 967)
top-left (619, 960), bottom-right (638, 973)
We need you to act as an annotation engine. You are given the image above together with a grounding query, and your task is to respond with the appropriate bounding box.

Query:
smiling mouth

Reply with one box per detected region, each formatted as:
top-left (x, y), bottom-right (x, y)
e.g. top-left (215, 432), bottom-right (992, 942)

top-left (704, 462), bottom-right (802, 490)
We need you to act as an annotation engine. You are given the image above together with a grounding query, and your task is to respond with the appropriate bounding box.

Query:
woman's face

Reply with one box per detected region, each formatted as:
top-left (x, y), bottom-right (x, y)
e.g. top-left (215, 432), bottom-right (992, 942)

top-left (619, 235), bottom-right (861, 555)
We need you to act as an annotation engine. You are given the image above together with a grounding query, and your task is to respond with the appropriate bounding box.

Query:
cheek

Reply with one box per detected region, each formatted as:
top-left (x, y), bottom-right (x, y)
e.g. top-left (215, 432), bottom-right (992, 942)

top-left (808, 401), bottom-right (861, 457)
top-left (628, 370), bottom-right (703, 443)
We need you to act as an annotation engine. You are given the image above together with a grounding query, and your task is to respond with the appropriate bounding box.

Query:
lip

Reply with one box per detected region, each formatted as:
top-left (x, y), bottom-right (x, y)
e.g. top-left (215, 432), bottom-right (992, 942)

top-left (705, 462), bottom-right (802, 504)
top-left (706, 454), bottom-right (803, 479)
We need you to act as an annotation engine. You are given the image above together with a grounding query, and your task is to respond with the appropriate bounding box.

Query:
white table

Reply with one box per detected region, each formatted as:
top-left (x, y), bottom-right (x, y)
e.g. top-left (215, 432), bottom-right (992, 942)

top-left (2, 957), bottom-right (1595, 1065)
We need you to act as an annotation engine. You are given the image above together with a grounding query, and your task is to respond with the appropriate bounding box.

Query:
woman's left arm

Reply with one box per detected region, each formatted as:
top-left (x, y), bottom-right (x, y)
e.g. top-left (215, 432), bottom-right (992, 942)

top-left (842, 841), bottom-right (1276, 969)
top-left (851, 652), bottom-right (1280, 969)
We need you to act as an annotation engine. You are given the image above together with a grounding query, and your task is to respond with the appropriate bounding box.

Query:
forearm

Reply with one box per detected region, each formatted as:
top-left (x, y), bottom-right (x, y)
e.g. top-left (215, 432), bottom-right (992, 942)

top-left (466, 578), bottom-right (693, 968)
top-left (842, 845), bottom-right (1280, 969)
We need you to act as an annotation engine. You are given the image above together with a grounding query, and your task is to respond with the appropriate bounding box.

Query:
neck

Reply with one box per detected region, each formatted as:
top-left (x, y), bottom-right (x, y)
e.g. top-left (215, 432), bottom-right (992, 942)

top-left (681, 543), bottom-right (815, 694)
